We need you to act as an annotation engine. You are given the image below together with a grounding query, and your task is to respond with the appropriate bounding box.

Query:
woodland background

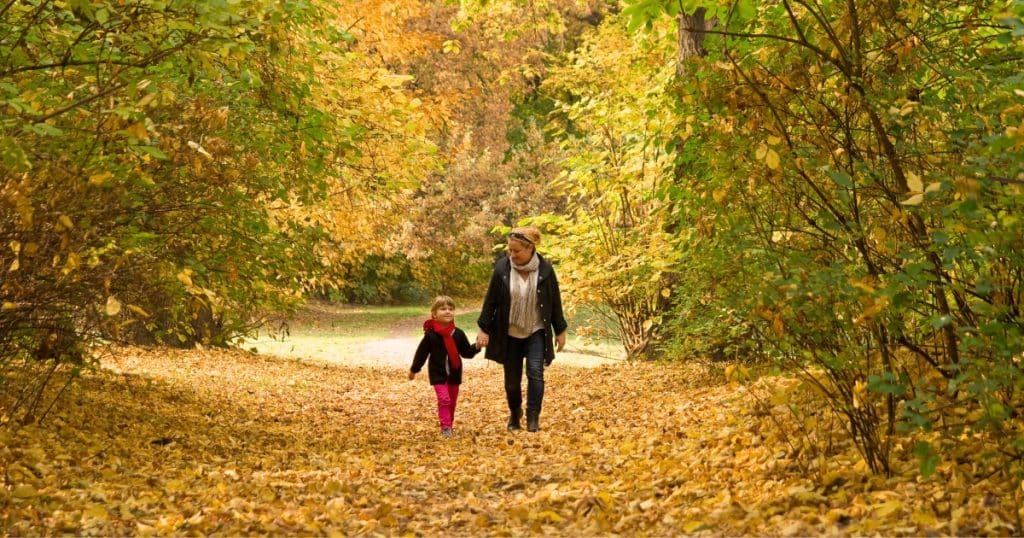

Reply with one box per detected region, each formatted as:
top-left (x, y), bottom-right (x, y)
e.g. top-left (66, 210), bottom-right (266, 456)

top-left (2, 0), bottom-right (1024, 534)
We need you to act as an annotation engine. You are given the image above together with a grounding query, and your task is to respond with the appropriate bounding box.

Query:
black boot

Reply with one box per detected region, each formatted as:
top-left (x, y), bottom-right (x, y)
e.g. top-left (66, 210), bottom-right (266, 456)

top-left (507, 408), bottom-right (522, 431)
top-left (526, 408), bottom-right (540, 432)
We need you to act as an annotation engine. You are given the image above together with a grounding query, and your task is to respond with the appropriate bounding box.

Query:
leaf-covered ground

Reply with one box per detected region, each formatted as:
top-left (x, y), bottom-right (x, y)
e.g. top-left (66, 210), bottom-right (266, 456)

top-left (2, 338), bottom-right (1021, 535)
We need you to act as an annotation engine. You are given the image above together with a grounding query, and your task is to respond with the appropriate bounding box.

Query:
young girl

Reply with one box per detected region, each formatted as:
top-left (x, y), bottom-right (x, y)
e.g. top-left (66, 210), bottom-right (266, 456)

top-left (409, 296), bottom-right (480, 437)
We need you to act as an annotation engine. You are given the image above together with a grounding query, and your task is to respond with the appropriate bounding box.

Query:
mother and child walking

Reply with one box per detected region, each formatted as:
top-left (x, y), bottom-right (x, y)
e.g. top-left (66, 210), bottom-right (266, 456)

top-left (408, 225), bottom-right (568, 437)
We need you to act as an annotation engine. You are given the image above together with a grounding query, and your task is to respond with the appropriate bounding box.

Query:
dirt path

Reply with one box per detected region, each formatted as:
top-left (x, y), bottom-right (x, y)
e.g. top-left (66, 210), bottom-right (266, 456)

top-left (358, 308), bottom-right (620, 370)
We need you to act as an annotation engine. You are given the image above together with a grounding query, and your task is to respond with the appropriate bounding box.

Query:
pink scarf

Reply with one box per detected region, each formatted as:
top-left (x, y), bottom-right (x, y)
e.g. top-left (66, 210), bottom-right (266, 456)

top-left (424, 319), bottom-right (461, 370)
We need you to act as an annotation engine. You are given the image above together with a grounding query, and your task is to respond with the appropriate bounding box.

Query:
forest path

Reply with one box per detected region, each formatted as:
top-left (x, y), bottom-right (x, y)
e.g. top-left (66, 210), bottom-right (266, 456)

top-left (5, 346), bottom-right (743, 536)
top-left (0, 313), bottom-right (1009, 535)
top-left (247, 302), bottom-right (622, 370)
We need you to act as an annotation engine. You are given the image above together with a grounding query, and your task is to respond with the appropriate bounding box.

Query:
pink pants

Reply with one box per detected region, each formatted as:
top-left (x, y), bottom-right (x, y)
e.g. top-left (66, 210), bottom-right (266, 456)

top-left (433, 383), bottom-right (460, 430)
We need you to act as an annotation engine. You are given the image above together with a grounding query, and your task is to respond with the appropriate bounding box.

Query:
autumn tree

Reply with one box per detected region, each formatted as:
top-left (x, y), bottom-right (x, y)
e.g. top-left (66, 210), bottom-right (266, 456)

top-left (624, 0), bottom-right (1024, 476)
top-left (539, 16), bottom-right (682, 359)
top-left (332, 0), bottom-right (613, 298)
top-left (278, 0), bottom-right (443, 304)
top-left (0, 0), bottom-right (419, 423)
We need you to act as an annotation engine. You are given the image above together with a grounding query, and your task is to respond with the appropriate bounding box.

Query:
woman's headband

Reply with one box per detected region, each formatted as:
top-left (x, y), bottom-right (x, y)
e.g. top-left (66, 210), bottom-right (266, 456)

top-left (508, 231), bottom-right (534, 246)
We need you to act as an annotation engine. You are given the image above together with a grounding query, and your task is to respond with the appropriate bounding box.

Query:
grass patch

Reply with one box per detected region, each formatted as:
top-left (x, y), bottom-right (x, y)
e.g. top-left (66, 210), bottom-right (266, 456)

top-left (257, 303), bottom-right (423, 339)
top-left (563, 303), bottom-right (623, 359)
top-left (455, 310), bottom-right (478, 330)
top-left (243, 303), bottom-right (425, 360)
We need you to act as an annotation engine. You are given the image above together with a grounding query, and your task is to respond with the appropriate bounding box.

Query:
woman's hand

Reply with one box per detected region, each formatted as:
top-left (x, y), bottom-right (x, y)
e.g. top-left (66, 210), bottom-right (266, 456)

top-left (555, 331), bottom-right (566, 352)
top-left (408, 371), bottom-right (416, 381)
top-left (476, 332), bottom-right (489, 348)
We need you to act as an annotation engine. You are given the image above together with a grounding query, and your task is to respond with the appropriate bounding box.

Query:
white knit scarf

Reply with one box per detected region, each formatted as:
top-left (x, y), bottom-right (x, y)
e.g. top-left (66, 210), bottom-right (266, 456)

top-left (509, 253), bottom-right (540, 332)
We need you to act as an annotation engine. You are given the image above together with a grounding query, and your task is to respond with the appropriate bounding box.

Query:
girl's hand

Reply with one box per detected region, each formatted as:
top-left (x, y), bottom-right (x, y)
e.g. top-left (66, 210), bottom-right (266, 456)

top-left (555, 331), bottom-right (566, 352)
top-left (408, 371), bottom-right (415, 380)
top-left (476, 332), bottom-right (489, 348)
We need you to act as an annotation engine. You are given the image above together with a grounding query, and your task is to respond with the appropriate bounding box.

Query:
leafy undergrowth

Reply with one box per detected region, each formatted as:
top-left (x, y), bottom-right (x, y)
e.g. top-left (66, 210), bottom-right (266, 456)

top-left (1, 348), bottom-right (1020, 536)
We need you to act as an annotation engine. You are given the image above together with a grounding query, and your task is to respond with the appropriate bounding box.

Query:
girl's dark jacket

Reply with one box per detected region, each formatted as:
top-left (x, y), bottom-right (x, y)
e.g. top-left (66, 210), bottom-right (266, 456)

top-left (477, 253), bottom-right (568, 365)
top-left (410, 327), bottom-right (479, 385)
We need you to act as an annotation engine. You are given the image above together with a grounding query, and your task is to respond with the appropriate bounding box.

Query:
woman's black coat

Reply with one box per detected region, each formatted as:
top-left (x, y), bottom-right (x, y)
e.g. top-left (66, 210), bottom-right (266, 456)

top-left (410, 327), bottom-right (479, 385)
top-left (477, 253), bottom-right (568, 365)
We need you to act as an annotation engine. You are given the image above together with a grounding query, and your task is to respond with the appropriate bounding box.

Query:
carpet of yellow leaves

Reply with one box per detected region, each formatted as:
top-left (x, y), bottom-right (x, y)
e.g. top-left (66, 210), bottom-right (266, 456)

top-left (1, 346), bottom-right (1020, 536)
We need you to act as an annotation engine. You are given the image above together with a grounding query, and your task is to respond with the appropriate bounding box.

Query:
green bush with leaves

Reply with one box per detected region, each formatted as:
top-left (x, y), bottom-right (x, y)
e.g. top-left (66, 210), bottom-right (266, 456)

top-left (0, 0), bottom-right (368, 423)
top-left (620, 0), bottom-right (1024, 476)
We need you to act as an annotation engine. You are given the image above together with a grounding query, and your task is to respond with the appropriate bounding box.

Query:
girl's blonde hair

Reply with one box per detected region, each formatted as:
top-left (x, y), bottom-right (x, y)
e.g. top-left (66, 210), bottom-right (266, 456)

top-left (508, 225), bottom-right (541, 248)
top-left (430, 295), bottom-right (456, 316)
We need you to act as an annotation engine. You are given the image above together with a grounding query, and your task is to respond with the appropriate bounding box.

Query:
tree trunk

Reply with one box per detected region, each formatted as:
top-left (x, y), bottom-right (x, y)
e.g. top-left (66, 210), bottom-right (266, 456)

top-left (676, 8), bottom-right (714, 76)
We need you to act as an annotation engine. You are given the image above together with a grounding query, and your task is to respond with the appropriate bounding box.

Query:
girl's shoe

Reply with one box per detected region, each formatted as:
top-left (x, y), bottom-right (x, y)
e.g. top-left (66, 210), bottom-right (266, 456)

top-left (441, 428), bottom-right (453, 438)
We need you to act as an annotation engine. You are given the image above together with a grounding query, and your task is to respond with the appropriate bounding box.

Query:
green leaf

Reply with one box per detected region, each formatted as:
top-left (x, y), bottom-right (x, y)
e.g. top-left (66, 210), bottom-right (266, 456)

top-left (913, 441), bottom-right (939, 478)
top-left (737, 0), bottom-right (756, 19)
top-left (0, 137), bottom-right (32, 170)
top-left (867, 372), bottom-right (907, 396)
top-left (30, 123), bottom-right (64, 136)
top-left (623, 0), bottom-right (665, 33)
top-left (133, 145), bottom-right (169, 160)
top-left (828, 170), bottom-right (853, 188)
top-left (929, 315), bottom-right (951, 329)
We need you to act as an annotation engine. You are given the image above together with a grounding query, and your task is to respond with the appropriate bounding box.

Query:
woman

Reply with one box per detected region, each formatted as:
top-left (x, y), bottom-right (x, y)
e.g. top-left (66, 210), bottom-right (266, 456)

top-left (476, 225), bottom-right (567, 432)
